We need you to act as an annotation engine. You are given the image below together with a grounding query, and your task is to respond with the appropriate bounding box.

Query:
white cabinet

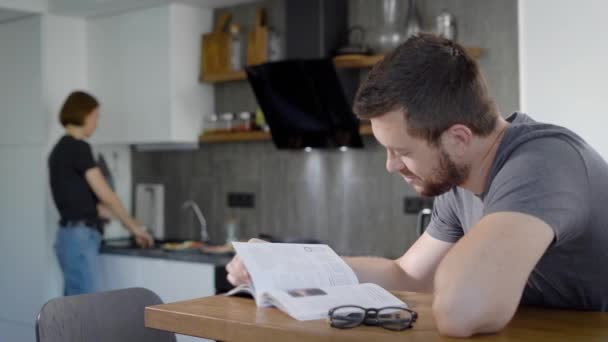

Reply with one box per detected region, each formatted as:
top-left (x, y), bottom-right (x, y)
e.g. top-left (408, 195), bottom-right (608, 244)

top-left (88, 3), bottom-right (214, 144)
top-left (100, 255), bottom-right (215, 342)
top-left (99, 255), bottom-right (216, 301)
top-left (0, 16), bottom-right (45, 145)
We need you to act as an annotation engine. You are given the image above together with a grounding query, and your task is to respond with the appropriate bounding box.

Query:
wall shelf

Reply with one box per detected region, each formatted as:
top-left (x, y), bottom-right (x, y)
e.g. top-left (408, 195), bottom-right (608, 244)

top-left (200, 124), bottom-right (373, 143)
top-left (200, 48), bottom-right (483, 83)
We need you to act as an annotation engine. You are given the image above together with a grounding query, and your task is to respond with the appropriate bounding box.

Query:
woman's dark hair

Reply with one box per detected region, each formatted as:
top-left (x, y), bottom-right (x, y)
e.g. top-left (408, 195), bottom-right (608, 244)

top-left (354, 34), bottom-right (498, 144)
top-left (59, 91), bottom-right (99, 127)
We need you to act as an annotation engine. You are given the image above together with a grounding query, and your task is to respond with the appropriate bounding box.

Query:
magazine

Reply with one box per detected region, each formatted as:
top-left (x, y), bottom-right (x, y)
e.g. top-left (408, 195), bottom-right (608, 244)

top-left (226, 242), bottom-right (408, 321)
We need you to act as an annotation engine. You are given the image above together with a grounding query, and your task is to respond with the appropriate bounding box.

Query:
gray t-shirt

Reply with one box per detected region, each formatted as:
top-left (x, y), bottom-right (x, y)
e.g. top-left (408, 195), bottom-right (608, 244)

top-left (426, 113), bottom-right (608, 311)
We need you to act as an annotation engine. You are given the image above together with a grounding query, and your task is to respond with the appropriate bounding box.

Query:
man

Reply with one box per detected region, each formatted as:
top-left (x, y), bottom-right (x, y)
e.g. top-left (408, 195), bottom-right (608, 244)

top-left (226, 34), bottom-right (608, 337)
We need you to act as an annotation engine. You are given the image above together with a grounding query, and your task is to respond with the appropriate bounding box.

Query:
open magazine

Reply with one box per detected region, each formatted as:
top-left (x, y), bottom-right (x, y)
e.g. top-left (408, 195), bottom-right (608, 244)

top-left (226, 242), bottom-right (408, 321)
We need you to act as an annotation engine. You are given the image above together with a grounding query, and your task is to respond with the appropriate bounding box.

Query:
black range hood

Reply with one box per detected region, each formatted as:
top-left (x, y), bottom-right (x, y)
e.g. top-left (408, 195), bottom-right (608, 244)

top-left (245, 59), bottom-right (363, 150)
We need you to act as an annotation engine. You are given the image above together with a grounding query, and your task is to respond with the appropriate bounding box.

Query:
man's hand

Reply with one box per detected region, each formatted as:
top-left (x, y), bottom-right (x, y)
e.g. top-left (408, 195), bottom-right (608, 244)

top-left (226, 254), bottom-right (251, 286)
top-left (225, 238), bottom-right (268, 286)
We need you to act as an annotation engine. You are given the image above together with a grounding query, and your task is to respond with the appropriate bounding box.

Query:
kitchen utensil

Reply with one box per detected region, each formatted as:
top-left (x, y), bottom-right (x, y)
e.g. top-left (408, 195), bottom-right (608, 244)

top-left (201, 12), bottom-right (232, 78)
top-left (247, 8), bottom-right (269, 65)
top-left (436, 9), bottom-right (456, 40)
top-left (135, 183), bottom-right (165, 241)
top-left (368, 0), bottom-right (406, 53)
top-left (229, 23), bottom-right (244, 71)
top-left (335, 26), bottom-right (371, 55)
top-left (405, 0), bottom-right (421, 38)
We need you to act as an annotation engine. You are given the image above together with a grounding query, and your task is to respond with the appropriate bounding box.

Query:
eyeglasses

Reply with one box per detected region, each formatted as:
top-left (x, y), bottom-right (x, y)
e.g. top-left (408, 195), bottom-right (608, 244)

top-left (327, 305), bottom-right (418, 331)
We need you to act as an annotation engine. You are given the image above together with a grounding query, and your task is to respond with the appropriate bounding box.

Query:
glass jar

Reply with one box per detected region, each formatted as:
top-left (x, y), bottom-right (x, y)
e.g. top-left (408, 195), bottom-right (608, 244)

top-left (204, 113), bottom-right (218, 133)
top-left (235, 111), bottom-right (254, 131)
top-left (218, 112), bottom-right (234, 132)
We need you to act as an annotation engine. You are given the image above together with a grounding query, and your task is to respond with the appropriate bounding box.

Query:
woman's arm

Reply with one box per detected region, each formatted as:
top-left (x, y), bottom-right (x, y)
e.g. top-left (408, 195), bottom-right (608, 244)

top-left (85, 167), bottom-right (154, 247)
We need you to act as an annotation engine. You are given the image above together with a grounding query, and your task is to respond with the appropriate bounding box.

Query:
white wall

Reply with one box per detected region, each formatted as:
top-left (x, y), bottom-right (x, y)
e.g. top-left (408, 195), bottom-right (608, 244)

top-left (519, 0), bottom-right (608, 158)
top-left (0, 0), bottom-right (46, 13)
top-left (0, 15), bottom-right (47, 342)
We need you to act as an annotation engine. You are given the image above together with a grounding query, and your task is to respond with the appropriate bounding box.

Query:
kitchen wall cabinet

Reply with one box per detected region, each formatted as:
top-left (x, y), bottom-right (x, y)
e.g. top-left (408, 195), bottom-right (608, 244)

top-left (99, 254), bottom-right (215, 342)
top-left (0, 16), bottom-right (45, 145)
top-left (88, 3), bottom-right (214, 144)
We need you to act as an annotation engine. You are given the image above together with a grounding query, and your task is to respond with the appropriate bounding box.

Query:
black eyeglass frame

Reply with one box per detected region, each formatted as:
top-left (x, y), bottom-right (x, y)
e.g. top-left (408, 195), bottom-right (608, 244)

top-left (327, 305), bottom-right (418, 331)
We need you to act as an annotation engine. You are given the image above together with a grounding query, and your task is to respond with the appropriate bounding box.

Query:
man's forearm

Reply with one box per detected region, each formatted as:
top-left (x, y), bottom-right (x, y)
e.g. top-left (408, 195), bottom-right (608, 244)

top-left (343, 256), bottom-right (433, 292)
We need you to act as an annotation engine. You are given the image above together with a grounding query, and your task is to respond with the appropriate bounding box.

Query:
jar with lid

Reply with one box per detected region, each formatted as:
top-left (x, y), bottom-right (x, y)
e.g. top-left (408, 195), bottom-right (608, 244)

top-left (218, 112), bottom-right (234, 132)
top-left (203, 113), bottom-right (218, 133)
top-left (234, 111), bottom-right (254, 131)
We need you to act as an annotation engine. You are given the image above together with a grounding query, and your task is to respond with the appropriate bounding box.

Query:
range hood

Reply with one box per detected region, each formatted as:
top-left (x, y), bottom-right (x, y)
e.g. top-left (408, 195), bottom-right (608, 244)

top-left (245, 59), bottom-right (363, 149)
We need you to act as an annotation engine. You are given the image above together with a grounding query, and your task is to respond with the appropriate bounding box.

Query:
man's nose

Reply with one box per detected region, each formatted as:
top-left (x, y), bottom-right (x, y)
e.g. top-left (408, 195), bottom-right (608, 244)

top-left (386, 153), bottom-right (405, 173)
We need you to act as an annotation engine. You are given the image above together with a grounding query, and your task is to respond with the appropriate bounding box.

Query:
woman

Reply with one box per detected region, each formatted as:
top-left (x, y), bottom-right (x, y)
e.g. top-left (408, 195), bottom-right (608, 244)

top-left (49, 90), bottom-right (154, 296)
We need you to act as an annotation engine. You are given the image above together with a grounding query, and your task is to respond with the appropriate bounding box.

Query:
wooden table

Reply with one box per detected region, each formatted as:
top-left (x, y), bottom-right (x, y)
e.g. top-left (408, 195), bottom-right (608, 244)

top-left (145, 292), bottom-right (608, 341)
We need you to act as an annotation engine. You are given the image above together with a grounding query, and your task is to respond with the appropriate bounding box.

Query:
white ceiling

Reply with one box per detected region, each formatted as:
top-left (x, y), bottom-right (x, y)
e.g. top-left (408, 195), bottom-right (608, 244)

top-left (48, 0), bottom-right (260, 17)
top-left (0, 8), bottom-right (31, 23)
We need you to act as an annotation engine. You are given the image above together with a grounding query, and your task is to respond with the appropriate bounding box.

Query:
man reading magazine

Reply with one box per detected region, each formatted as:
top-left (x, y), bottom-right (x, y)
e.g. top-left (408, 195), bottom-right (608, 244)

top-left (227, 34), bottom-right (608, 338)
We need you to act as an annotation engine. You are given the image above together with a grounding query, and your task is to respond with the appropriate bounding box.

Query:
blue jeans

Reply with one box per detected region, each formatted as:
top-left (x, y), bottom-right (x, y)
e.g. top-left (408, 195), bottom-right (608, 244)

top-left (55, 225), bottom-right (102, 296)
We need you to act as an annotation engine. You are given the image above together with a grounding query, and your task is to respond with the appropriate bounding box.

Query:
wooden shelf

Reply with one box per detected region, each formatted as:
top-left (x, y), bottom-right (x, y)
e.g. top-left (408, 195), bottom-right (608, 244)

top-left (199, 130), bottom-right (271, 143)
top-left (200, 70), bottom-right (246, 83)
top-left (200, 124), bottom-right (373, 143)
top-left (200, 47), bottom-right (483, 83)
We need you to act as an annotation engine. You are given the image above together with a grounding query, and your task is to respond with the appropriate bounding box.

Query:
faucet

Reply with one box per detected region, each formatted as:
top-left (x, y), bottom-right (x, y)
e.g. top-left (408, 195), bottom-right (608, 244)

top-left (181, 200), bottom-right (210, 243)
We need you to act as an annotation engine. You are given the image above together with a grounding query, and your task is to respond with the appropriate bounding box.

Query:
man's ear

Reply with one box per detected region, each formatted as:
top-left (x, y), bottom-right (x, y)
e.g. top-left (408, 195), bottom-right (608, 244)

top-left (441, 124), bottom-right (473, 158)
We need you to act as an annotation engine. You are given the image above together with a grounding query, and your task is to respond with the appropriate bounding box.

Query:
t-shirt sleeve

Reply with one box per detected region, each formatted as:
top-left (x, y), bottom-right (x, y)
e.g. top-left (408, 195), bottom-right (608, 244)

top-left (484, 137), bottom-right (590, 246)
top-left (425, 190), bottom-right (464, 243)
top-left (73, 141), bottom-right (97, 175)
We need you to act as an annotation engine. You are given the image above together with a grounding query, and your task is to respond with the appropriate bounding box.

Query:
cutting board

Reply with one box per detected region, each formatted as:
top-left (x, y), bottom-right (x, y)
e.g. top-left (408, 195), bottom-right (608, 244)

top-left (201, 12), bottom-right (232, 78)
top-left (247, 8), bottom-right (268, 66)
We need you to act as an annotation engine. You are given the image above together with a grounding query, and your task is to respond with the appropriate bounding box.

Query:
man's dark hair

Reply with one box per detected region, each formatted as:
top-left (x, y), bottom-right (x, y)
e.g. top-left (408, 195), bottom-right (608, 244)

top-left (59, 90), bottom-right (99, 127)
top-left (353, 34), bottom-right (498, 144)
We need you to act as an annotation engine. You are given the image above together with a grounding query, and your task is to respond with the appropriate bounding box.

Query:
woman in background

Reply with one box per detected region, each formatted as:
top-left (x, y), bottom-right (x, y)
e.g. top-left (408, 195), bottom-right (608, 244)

top-left (48, 90), bottom-right (154, 295)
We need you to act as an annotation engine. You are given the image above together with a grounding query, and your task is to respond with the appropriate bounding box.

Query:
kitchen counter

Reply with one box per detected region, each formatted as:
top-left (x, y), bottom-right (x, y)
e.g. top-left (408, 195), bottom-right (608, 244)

top-left (100, 244), bottom-right (234, 266)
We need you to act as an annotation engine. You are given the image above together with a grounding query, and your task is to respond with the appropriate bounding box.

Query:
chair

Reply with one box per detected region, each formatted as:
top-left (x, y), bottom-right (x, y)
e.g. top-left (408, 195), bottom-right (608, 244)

top-left (36, 287), bottom-right (176, 342)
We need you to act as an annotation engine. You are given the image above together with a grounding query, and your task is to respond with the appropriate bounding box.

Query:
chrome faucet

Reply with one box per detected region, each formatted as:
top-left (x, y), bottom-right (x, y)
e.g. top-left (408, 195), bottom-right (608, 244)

top-left (181, 200), bottom-right (210, 242)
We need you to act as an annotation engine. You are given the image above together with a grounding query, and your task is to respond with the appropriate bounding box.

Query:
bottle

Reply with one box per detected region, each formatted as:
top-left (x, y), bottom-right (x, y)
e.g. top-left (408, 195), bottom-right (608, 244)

top-left (229, 24), bottom-right (244, 71)
top-left (436, 10), bottom-right (456, 41)
top-left (405, 0), bottom-right (421, 38)
top-left (267, 28), bottom-right (282, 62)
top-left (225, 218), bottom-right (239, 245)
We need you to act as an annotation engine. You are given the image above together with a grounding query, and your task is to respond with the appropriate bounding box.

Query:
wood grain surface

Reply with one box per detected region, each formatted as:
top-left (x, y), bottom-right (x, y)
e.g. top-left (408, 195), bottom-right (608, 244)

top-left (146, 292), bottom-right (608, 341)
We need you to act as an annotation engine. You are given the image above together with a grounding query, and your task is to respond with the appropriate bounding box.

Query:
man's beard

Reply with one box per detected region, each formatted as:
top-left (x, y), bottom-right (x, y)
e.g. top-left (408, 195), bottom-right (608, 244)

top-left (417, 148), bottom-right (470, 197)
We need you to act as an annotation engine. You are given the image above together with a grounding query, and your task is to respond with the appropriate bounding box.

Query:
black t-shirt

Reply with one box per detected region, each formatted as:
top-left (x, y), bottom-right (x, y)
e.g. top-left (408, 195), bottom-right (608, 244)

top-left (48, 135), bottom-right (99, 222)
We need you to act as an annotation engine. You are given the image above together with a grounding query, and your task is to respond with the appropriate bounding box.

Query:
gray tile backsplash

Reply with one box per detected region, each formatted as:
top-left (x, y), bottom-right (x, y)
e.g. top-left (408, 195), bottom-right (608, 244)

top-left (133, 138), bottom-right (420, 258)
top-left (132, 0), bottom-right (518, 258)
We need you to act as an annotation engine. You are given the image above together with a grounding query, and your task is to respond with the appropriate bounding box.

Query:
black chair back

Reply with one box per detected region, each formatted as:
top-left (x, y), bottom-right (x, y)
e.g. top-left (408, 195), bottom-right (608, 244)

top-left (36, 287), bottom-right (176, 342)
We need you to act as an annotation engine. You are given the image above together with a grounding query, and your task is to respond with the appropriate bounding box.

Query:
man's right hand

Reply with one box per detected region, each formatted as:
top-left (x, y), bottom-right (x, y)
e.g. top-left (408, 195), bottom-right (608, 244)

top-left (225, 238), bottom-right (269, 286)
top-left (226, 254), bottom-right (251, 286)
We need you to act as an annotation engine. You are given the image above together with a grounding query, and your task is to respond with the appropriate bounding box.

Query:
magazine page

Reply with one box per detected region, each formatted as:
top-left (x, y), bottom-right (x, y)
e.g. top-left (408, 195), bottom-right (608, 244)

top-left (263, 283), bottom-right (408, 321)
top-left (224, 283), bottom-right (256, 298)
top-left (232, 242), bottom-right (359, 306)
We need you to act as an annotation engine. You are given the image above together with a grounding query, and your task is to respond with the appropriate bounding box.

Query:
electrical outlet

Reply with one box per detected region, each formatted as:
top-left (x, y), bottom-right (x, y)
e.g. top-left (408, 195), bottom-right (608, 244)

top-left (403, 196), bottom-right (434, 214)
top-left (227, 192), bottom-right (255, 208)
